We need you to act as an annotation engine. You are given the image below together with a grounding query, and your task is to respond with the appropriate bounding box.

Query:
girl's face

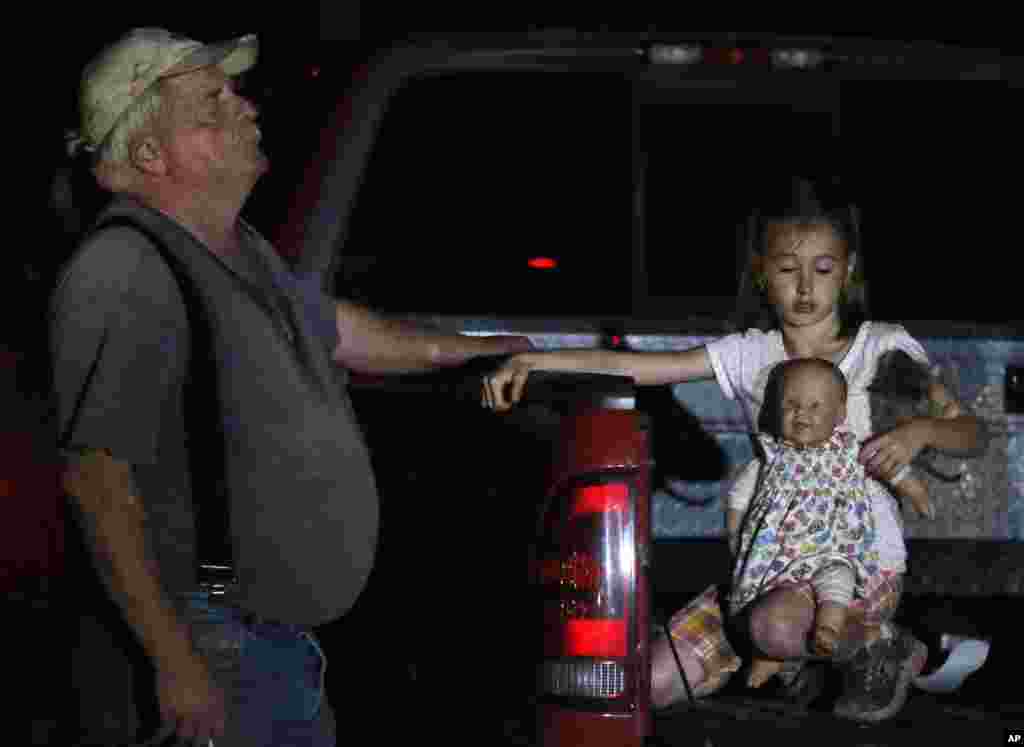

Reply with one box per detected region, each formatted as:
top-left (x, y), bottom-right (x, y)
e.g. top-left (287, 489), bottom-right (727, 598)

top-left (758, 223), bottom-right (852, 331)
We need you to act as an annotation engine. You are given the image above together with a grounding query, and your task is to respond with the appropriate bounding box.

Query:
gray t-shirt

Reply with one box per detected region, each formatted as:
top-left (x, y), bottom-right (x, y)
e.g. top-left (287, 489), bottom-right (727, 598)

top-left (51, 197), bottom-right (379, 625)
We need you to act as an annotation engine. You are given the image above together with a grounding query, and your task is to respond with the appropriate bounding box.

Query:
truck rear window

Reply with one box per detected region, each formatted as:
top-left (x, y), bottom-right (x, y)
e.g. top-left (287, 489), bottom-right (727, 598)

top-left (337, 68), bottom-right (1019, 324)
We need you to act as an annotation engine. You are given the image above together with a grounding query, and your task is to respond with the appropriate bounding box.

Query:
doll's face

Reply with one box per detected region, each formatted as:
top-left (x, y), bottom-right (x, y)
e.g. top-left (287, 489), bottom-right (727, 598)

top-left (779, 363), bottom-right (847, 446)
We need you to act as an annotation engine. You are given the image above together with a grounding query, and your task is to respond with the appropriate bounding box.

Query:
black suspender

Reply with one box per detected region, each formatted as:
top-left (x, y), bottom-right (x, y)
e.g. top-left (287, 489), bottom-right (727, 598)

top-left (89, 215), bottom-right (234, 591)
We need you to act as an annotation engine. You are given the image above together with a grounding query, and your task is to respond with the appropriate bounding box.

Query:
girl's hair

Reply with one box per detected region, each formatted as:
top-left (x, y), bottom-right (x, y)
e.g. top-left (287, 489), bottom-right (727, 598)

top-left (731, 175), bottom-right (870, 338)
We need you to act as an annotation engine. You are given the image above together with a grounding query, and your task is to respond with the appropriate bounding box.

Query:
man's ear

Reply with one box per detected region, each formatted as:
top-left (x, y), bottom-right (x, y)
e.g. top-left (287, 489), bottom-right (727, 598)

top-left (130, 135), bottom-right (167, 177)
top-left (846, 251), bottom-right (857, 282)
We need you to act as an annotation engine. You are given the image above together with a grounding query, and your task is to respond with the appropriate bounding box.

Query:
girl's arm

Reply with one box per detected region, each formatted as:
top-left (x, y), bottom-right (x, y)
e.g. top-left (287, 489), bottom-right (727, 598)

top-left (861, 381), bottom-right (987, 480)
top-left (482, 347), bottom-right (714, 411)
top-left (726, 509), bottom-right (743, 556)
top-left (724, 459), bottom-right (761, 556)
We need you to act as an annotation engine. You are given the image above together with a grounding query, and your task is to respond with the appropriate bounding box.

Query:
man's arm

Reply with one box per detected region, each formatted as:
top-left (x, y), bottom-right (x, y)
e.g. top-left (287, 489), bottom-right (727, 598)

top-left (331, 298), bottom-right (534, 374)
top-left (54, 233), bottom-right (226, 739)
top-left (64, 448), bottom-right (226, 739)
top-left (63, 449), bottom-right (195, 670)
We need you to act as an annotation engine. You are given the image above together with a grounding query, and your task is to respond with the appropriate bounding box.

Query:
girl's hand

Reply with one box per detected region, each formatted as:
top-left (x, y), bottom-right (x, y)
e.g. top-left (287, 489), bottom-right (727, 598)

top-left (482, 355), bottom-right (535, 411)
top-left (859, 420), bottom-right (928, 481)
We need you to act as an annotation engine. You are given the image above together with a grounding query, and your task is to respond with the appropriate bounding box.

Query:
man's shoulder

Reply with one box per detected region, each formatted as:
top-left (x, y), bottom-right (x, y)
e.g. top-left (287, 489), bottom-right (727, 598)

top-left (58, 222), bottom-right (182, 304)
top-left (52, 222), bottom-right (188, 341)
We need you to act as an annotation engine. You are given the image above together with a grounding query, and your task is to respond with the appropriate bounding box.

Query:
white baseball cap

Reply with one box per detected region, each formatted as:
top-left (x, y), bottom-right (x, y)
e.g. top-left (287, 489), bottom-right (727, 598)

top-left (71, 27), bottom-right (258, 154)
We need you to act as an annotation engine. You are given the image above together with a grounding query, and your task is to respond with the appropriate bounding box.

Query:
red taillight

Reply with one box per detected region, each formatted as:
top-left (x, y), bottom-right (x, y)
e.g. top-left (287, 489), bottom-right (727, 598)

top-left (540, 479), bottom-right (635, 699)
top-left (565, 619), bottom-right (626, 658)
top-left (571, 483), bottom-right (629, 515)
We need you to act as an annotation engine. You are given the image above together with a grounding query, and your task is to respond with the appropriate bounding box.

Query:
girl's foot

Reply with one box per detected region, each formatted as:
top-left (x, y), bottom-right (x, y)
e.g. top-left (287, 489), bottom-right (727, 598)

top-left (833, 629), bottom-right (928, 722)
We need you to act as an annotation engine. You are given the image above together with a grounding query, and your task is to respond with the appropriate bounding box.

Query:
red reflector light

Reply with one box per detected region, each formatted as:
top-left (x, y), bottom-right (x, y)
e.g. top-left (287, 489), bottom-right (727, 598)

top-left (565, 619), bottom-right (627, 658)
top-left (703, 47), bottom-right (744, 65)
top-left (528, 257), bottom-right (557, 269)
top-left (571, 483), bottom-right (629, 516)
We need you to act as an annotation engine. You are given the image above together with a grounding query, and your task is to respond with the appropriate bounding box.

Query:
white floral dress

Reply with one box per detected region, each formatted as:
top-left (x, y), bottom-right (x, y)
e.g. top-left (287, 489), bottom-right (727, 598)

top-left (728, 428), bottom-right (880, 617)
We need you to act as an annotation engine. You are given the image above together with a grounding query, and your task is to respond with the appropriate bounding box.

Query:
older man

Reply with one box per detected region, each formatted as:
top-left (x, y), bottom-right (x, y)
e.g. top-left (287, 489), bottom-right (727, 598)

top-left (56, 28), bottom-right (530, 746)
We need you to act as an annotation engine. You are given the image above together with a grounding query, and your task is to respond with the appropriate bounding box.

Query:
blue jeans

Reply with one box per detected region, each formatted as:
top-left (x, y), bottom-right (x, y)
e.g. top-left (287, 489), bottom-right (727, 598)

top-left (177, 591), bottom-right (335, 747)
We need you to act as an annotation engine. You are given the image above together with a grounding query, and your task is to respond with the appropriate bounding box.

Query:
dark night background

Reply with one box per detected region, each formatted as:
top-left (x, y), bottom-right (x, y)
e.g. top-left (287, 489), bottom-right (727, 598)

top-left (32, 17), bottom-right (1024, 329)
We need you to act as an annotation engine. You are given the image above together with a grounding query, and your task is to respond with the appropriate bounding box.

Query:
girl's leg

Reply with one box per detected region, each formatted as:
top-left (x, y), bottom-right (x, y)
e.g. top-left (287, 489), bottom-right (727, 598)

top-left (810, 563), bottom-right (856, 657)
top-left (651, 585), bottom-right (742, 708)
top-left (834, 571), bottom-right (903, 661)
top-left (833, 573), bottom-right (927, 722)
top-left (650, 632), bottom-right (707, 709)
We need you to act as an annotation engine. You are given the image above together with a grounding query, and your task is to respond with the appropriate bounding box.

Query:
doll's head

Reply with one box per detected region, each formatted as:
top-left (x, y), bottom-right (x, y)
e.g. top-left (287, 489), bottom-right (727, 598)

top-left (759, 358), bottom-right (848, 446)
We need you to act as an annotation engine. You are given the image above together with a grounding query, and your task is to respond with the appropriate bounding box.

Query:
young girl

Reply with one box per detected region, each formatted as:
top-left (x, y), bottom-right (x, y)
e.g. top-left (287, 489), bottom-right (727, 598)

top-left (481, 176), bottom-right (985, 723)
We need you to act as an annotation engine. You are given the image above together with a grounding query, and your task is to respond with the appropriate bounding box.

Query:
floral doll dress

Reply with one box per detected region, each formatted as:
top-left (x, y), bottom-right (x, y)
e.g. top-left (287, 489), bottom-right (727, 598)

top-left (728, 428), bottom-right (880, 617)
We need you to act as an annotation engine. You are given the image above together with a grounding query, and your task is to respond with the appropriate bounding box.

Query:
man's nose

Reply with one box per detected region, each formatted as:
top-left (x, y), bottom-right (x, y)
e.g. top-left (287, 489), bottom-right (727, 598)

top-left (245, 98), bottom-right (260, 119)
top-left (234, 92), bottom-right (259, 119)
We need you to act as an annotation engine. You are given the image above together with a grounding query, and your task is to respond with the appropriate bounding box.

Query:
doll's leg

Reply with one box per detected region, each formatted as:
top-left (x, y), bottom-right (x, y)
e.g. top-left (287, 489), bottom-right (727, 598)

top-left (814, 602), bottom-right (850, 657)
top-left (810, 564), bottom-right (855, 657)
top-left (745, 586), bottom-right (816, 687)
top-left (747, 657), bottom-right (786, 688)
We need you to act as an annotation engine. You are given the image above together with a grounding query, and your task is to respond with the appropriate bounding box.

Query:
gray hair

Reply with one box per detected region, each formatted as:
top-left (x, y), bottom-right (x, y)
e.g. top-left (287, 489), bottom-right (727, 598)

top-left (95, 83), bottom-right (165, 167)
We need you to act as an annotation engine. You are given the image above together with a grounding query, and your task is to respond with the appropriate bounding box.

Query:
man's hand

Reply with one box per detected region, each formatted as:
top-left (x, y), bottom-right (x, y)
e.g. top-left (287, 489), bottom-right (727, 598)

top-left (156, 649), bottom-right (228, 743)
top-left (482, 355), bottom-right (535, 411)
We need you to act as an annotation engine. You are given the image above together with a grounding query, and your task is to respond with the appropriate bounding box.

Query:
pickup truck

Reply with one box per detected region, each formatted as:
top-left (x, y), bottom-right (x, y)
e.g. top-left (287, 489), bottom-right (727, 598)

top-left (257, 31), bottom-right (1024, 744)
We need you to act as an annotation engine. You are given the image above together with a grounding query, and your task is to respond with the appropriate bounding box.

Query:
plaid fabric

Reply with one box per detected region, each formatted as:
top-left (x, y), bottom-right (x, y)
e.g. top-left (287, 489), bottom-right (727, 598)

top-left (666, 584), bottom-right (741, 696)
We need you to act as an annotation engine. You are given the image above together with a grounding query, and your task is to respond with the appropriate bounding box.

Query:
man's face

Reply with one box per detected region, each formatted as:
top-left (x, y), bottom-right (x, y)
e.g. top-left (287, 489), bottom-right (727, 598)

top-left (779, 364), bottom-right (846, 446)
top-left (156, 65), bottom-right (268, 190)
